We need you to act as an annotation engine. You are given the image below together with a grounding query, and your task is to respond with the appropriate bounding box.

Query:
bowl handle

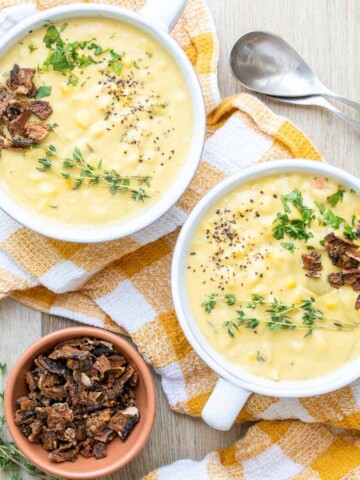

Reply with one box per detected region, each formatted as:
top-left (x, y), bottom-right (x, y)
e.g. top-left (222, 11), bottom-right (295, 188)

top-left (140, 0), bottom-right (187, 32)
top-left (201, 378), bottom-right (251, 431)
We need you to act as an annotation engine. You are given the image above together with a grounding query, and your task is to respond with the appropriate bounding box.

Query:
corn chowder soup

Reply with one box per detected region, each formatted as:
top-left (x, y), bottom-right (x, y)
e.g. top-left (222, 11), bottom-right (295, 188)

top-left (0, 19), bottom-right (193, 225)
top-left (187, 174), bottom-right (360, 381)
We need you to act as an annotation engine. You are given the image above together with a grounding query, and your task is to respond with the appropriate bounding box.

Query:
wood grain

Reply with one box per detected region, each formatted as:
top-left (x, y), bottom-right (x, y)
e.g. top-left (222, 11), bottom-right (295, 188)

top-left (2, 1), bottom-right (360, 479)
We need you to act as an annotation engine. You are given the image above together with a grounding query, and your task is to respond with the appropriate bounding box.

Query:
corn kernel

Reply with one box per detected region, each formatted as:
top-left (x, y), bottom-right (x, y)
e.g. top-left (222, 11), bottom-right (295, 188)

top-left (157, 60), bottom-right (167, 71)
top-left (174, 89), bottom-right (185, 102)
top-left (252, 285), bottom-right (267, 297)
top-left (29, 171), bottom-right (44, 181)
top-left (89, 122), bottom-right (106, 139)
top-left (37, 198), bottom-right (50, 211)
top-left (325, 299), bottom-right (337, 310)
top-left (75, 109), bottom-right (91, 129)
top-left (313, 330), bottom-right (325, 345)
top-left (286, 278), bottom-right (297, 290)
top-left (61, 83), bottom-right (74, 95)
top-left (290, 341), bottom-right (303, 353)
top-left (97, 95), bottom-right (112, 110)
top-left (38, 182), bottom-right (56, 195)
top-left (247, 351), bottom-right (257, 361)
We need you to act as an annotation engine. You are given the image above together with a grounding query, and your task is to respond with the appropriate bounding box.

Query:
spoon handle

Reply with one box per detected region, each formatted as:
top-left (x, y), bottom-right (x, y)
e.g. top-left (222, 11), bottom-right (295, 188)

top-left (324, 93), bottom-right (360, 113)
top-left (326, 104), bottom-right (360, 133)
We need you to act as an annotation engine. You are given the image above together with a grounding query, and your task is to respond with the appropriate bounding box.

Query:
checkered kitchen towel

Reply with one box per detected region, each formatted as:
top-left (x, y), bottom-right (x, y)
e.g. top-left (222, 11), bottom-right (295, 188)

top-left (1, 1), bottom-right (360, 479)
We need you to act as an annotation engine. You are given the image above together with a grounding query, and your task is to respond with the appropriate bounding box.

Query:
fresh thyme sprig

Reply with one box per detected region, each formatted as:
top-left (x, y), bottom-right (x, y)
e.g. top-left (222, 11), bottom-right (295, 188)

top-left (202, 294), bottom-right (218, 313)
top-left (202, 292), bottom-right (357, 337)
top-left (37, 144), bottom-right (152, 201)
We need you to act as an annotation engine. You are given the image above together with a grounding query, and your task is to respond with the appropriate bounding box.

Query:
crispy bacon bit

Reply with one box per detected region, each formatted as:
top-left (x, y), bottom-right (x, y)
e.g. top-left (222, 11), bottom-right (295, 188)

top-left (325, 232), bottom-right (359, 250)
top-left (9, 137), bottom-right (33, 149)
top-left (24, 122), bottom-right (50, 142)
top-left (48, 444), bottom-right (78, 463)
top-left (302, 252), bottom-right (322, 273)
top-left (325, 232), bottom-right (359, 268)
top-left (15, 337), bottom-right (140, 463)
top-left (93, 355), bottom-right (111, 375)
top-left (41, 428), bottom-right (58, 451)
top-left (48, 345), bottom-right (92, 361)
top-left (25, 371), bottom-right (37, 391)
top-left (325, 232), bottom-right (360, 307)
top-left (6, 99), bottom-right (29, 121)
top-left (7, 64), bottom-right (37, 97)
top-left (305, 271), bottom-right (322, 278)
top-left (92, 441), bottom-right (107, 460)
top-left (328, 272), bottom-right (344, 289)
top-left (346, 250), bottom-right (360, 262)
top-left (356, 295), bottom-right (360, 310)
top-left (108, 407), bottom-right (140, 441)
top-left (0, 84), bottom-right (15, 116)
top-left (0, 67), bottom-right (52, 149)
top-left (8, 111), bottom-right (31, 137)
top-left (30, 100), bottom-right (53, 120)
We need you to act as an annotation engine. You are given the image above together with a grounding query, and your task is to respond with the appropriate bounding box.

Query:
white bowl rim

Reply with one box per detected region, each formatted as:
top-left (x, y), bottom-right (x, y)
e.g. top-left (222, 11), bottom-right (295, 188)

top-left (0, 3), bottom-right (206, 243)
top-left (172, 159), bottom-right (360, 397)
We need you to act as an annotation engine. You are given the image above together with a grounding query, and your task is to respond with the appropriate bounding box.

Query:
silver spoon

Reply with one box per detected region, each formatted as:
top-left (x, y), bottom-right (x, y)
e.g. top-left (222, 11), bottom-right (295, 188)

top-left (230, 31), bottom-right (360, 112)
top-left (263, 94), bottom-right (360, 133)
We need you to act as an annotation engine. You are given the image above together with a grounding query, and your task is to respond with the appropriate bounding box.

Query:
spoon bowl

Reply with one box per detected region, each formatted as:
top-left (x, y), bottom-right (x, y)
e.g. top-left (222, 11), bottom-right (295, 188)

top-left (230, 31), bottom-right (360, 112)
top-left (230, 31), bottom-right (324, 97)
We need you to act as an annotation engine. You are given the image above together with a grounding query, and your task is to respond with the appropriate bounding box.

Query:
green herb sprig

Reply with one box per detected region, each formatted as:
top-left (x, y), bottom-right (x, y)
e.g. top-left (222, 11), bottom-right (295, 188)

top-left (327, 187), bottom-right (345, 208)
top-left (202, 293), bottom-right (218, 313)
top-left (40, 23), bottom-right (99, 82)
top-left (272, 189), bottom-right (314, 243)
top-left (201, 293), bottom-right (356, 338)
top-left (37, 144), bottom-right (151, 202)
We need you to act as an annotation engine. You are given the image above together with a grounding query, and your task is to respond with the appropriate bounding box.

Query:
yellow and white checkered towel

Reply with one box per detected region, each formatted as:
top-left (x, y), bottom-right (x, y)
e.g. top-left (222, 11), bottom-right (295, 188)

top-left (1, 1), bottom-right (360, 479)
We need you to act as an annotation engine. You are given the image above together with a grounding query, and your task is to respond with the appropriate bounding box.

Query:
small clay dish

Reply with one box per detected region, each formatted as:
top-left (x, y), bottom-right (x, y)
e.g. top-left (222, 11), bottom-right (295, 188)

top-left (4, 327), bottom-right (156, 479)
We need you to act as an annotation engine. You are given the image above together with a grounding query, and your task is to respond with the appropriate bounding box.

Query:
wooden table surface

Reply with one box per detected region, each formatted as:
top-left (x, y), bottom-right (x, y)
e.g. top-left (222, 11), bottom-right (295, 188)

top-left (1, 1), bottom-right (360, 479)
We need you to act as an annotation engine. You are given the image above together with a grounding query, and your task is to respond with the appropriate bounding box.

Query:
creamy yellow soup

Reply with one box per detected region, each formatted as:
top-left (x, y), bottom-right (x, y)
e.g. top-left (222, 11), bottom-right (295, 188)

top-left (187, 174), bottom-right (360, 381)
top-left (0, 19), bottom-right (193, 225)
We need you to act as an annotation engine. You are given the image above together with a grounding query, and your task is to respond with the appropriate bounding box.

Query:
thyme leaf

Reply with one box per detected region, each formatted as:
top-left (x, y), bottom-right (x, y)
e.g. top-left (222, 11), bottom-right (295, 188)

top-left (37, 145), bottom-right (152, 201)
top-left (202, 294), bottom-right (218, 313)
top-left (202, 293), bottom-right (356, 337)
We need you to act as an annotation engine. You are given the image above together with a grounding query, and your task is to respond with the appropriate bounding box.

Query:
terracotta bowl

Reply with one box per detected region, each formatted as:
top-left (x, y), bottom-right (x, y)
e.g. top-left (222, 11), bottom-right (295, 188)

top-left (4, 327), bottom-right (156, 479)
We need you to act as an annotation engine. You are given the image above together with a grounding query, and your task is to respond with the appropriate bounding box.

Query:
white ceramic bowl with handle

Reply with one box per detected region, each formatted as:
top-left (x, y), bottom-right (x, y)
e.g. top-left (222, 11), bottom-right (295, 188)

top-left (0, 0), bottom-right (206, 243)
top-left (172, 160), bottom-right (360, 431)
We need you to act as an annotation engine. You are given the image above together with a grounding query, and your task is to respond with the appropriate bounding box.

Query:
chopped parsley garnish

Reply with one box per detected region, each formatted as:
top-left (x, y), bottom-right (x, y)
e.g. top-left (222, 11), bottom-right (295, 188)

top-left (109, 50), bottom-right (125, 75)
top-left (88, 42), bottom-right (109, 55)
top-left (35, 85), bottom-right (52, 99)
top-left (344, 224), bottom-right (357, 241)
top-left (273, 189), bottom-right (314, 242)
top-left (133, 61), bottom-right (140, 69)
top-left (280, 242), bottom-right (295, 253)
top-left (28, 44), bottom-right (37, 53)
top-left (273, 213), bottom-right (313, 242)
top-left (327, 187), bottom-right (345, 207)
top-left (315, 202), bottom-right (345, 229)
top-left (145, 51), bottom-right (153, 58)
top-left (41, 23), bottom-right (97, 78)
